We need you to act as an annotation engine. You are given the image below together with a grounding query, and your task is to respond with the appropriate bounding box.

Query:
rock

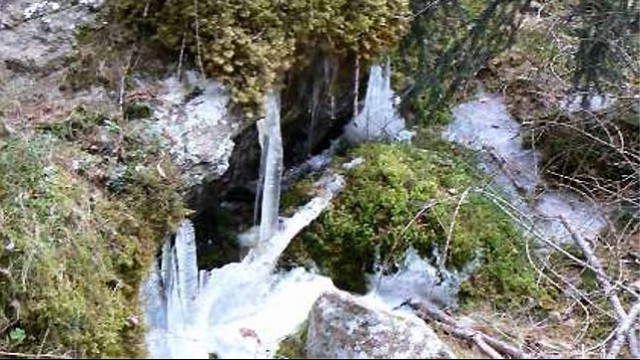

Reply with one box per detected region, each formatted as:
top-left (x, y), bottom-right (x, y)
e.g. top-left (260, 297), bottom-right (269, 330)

top-left (151, 71), bottom-right (246, 190)
top-left (281, 53), bottom-right (357, 162)
top-left (0, 0), bottom-right (102, 72)
top-left (0, 0), bottom-right (111, 130)
top-left (305, 291), bottom-right (456, 359)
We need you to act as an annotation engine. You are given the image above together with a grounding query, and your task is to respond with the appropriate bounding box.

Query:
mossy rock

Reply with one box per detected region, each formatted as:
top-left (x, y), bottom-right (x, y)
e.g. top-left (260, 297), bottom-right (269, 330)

top-left (0, 117), bottom-right (185, 357)
top-left (281, 142), bottom-right (553, 308)
top-left (275, 322), bottom-right (308, 359)
top-left (105, 0), bottom-right (409, 113)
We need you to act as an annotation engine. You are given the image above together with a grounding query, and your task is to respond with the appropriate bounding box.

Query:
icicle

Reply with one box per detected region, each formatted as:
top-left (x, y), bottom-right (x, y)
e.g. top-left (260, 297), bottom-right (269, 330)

top-left (257, 90), bottom-right (284, 244)
top-left (308, 77), bottom-right (320, 155)
top-left (353, 55), bottom-right (360, 120)
top-left (326, 57), bottom-right (338, 120)
top-left (253, 119), bottom-right (268, 228)
top-left (160, 236), bottom-right (172, 300)
top-left (330, 94), bottom-right (336, 120)
top-left (345, 62), bottom-right (406, 143)
top-left (247, 173), bottom-right (346, 266)
top-left (174, 220), bottom-right (199, 322)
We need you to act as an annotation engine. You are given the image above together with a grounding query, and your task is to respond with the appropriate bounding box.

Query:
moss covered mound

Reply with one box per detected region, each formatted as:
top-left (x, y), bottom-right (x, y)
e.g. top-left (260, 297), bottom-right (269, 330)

top-left (282, 142), bottom-right (551, 308)
top-left (106, 0), bottom-right (409, 112)
top-left (0, 112), bottom-right (185, 357)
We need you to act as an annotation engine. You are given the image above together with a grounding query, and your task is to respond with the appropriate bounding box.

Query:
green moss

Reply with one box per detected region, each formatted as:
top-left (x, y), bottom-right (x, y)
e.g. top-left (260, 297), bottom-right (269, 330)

top-left (275, 322), bottom-right (308, 359)
top-left (125, 101), bottom-right (153, 120)
top-left (105, 0), bottom-right (409, 113)
top-left (0, 111), bottom-right (185, 357)
top-left (37, 108), bottom-right (107, 141)
top-left (282, 142), bottom-right (552, 308)
top-left (281, 179), bottom-right (315, 217)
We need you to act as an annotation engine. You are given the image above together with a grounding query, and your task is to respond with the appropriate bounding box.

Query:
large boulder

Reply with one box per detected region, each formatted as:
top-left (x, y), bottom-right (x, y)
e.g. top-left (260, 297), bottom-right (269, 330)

top-left (305, 291), bottom-right (456, 359)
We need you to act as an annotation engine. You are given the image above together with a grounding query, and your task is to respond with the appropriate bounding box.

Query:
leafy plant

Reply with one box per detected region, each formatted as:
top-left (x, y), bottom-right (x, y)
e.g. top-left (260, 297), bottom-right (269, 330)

top-left (8, 328), bottom-right (26, 345)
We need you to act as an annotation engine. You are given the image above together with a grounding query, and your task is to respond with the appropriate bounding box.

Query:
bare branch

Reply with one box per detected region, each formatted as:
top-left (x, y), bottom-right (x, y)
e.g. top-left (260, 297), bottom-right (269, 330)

top-left (441, 187), bottom-right (471, 269)
top-left (405, 299), bottom-right (530, 359)
top-left (559, 216), bottom-right (627, 318)
top-left (606, 301), bottom-right (640, 359)
top-left (177, 31), bottom-right (187, 81)
top-left (0, 351), bottom-right (71, 359)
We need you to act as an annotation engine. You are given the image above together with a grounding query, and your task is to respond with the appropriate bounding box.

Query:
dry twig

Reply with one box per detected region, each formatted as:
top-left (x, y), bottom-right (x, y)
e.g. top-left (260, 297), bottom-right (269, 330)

top-left (405, 299), bottom-right (530, 359)
top-left (561, 217), bottom-right (640, 358)
top-left (193, 0), bottom-right (206, 76)
top-left (0, 351), bottom-right (70, 359)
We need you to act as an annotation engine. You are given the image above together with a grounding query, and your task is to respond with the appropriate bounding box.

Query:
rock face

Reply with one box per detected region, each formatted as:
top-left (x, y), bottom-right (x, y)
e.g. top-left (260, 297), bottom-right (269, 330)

top-left (0, 0), bottom-right (109, 130)
top-left (305, 291), bottom-right (456, 359)
top-left (281, 53), bottom-right (358, 163)
top-left (151, 71), bottom-right (246, 190)
top-left (0, 0), bottom-right (101, 71)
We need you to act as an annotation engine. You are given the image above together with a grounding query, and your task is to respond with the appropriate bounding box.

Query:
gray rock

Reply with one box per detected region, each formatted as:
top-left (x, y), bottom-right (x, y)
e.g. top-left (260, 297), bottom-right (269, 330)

top-left (305, 291), bottom-right (456, 359)
top-left (0, 0), bottom-right (110, 130)
top-left (0, 0), bottom-right (102, 72)
top-left (0, 1), bottom-right (242, 192)
top-left (150, 71), bottom-right (245, 189)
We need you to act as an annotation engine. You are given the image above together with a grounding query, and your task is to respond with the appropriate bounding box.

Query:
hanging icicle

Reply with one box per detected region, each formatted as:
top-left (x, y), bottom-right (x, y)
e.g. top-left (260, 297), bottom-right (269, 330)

top-left (257, 90), bottom-right (284, 244)
top-left (345, 61), bottom-right (407, 143)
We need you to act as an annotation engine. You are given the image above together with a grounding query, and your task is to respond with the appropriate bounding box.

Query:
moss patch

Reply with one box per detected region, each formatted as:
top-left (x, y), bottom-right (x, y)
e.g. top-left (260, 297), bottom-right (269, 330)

top-left (105, 0), bottom-right (409, 113)
top-left (281, 142), bottom-right (553, 308)
top-left (275, 322), bottom-right (308, 359)
top-left (0, 109), bottom-right (185, 357)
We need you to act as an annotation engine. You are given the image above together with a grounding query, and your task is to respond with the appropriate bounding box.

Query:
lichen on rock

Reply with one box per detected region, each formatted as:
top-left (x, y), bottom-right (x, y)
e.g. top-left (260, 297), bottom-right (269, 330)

top-left (150, 71), bottom-right (246, 189)
top-left (304, 291), bottom-right (456, 359)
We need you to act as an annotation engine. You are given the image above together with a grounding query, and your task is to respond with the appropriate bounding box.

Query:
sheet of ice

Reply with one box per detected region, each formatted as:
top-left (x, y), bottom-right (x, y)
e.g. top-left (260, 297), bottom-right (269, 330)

top-left (202, 268), bottom-right (335, 358)
top-left (561, 93), bottom-right (616, 113)
top-left (364, 247), bottom-right (477, 310)
top-left (443, 93), bottom-right (607, 244)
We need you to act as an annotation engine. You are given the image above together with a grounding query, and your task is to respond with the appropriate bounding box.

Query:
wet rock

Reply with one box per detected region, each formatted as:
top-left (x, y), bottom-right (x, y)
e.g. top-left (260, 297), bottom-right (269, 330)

top-left (305, 291), bottom-right (456, 359)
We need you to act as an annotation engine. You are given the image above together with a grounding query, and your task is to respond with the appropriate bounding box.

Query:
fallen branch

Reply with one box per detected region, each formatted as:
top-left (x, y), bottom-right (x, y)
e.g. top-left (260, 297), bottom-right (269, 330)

top-left (474, 334), bottom-right (504, 359)
top-left (559, 216), bottom-right (627, 318)
top-left (629, 329), bottom-right (640, 358)
top-left (404, 299), bottom-right (530, 359)
top-left (606, 301), bottom-right (640, 359)
top-left (560, 217), bottom-right (640, 358)
top-left (0, 351), bottom-right (70, 359)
